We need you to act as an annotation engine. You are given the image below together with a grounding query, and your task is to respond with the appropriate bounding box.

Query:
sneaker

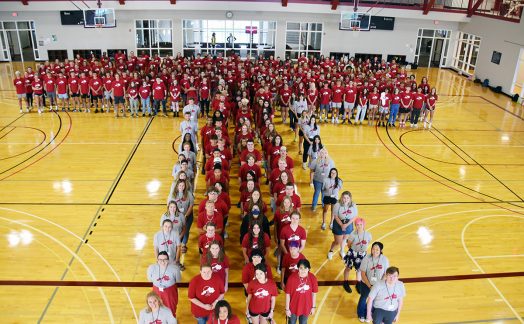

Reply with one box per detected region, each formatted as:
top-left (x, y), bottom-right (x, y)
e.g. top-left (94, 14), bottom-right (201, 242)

top-left (331, 117), bottom-right (335, 124)
top-left (343, 281), bottom-right (352, 293)
top-left (423, 121), bottom-right (427, 129)
top-left (19, 108), bottom-right (23, 113)
top-left (327, 251), bottom-right (334, 260)
top-left (302, 163), bottom-right (307, 170)
top-left (276, 267), bottom-right (281, 275)
top-left (38, 109), bottom-right (42, 114)
top-left (414, 123), bottom-right (418, 128)
top-left (336, 118), bottom-right (339, 124)
top-left (224, 231), bottom-right (229, 239)
top-left (321, 223), bottom-right (326, 230)
top-left (340, 250), bottom-right (346, 258)
top-left (330, 222), bottom-right (333, 230)
top-left (428, 123), bottom-right (432, 129)
top-left (359, 318), bottom-right (366, 323)
top-left (410, 123), bottom-right (414, 128)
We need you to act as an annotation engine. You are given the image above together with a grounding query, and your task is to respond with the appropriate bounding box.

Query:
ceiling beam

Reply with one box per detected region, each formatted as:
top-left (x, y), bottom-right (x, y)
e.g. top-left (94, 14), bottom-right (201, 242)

top-left (468, 0), bottom-right (484, 16)
top-left (282, 0), bottom-right (288, 7)
top-left (118, 0), bottom-right (125, 4)
top-left (170, 0), bottom-right (176, 4)
top-left (21, 0), bottom-right (28, 5)
top-left (423, 0), bottom-right (436, 14)
top-left (331, 0), bottom-right (340, 10)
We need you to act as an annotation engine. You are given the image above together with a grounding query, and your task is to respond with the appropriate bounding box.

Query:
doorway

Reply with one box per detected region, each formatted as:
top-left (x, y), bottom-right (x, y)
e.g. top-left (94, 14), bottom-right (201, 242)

top-left (415, 29), bottom-right (451, 68)
top-left (511, 48), bottom-right (524, 98)
top-left (0, 21), bottom-right (39, 62)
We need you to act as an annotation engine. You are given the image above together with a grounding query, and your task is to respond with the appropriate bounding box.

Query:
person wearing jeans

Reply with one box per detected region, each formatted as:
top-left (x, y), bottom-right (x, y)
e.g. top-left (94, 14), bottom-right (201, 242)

top-left (354, 89), bottom-right (369, 125)
top-left (309, 148), bottom-right (335, 211)
top-left (388, 88), bottom-right (401, 126)
top-left (188, 264), bottom-right (225, 324)
top-left (356, 242), bottom-right (389, 322)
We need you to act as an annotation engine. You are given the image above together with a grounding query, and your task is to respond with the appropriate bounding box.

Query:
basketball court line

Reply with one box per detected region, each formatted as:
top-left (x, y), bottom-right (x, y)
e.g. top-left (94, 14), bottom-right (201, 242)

top-left (0, 126), bottom-right (15, 140)
top-left (0, 206), bottom-right (138, 320)
top-left (0, 126), bottom-right (47, 161)
top-left (461, 215), bottom-right (524, 323)
top-left (434, 318), bottom-right (519, 324)
top-left (473, 254), bottom-right (524, 259)
top-left (434, 127), bottom-right (524, 202)
top-left (0, 112), bottom-right (26, 133)
top-left (37, 116), bottom-right (154, 323)
top-left (312, 209), bottom-right (524, 324)
top-left (0, 215), bottom-right (115, 324)
top-left (479, 96), bottom-right (524, 122)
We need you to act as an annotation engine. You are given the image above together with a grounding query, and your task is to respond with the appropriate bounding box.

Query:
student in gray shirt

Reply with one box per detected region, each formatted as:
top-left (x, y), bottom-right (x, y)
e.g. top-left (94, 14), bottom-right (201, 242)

top-left (309, 148), bottom-right (335, 212)
top-left (138, 290), bottom-right (177, 324)
top-left (367, 266), bottom-right (406, 324)
top-left (321, 167), bottom-right (343, 230)
top-left (147, 251), bottom-right (181, 317)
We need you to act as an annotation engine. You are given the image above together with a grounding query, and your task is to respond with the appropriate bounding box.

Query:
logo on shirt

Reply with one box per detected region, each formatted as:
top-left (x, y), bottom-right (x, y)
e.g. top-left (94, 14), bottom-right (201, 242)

top-left (211, 263), bottom-right (222, 272)
top-left (201, 286), bottom-right (216, 296)
top-left (288, 234), bottom-right (300, 241)
top-left (254, 288), bottom-right (270, 298)
top-left (161, 240), bottom-right (173, 246)
top-left (296, 283), bottom-right (311, 293)
top-left (157, 275), bottom-right (170, 282)
top-left (370, 264), bottom-right (383, 271)
top-left (385, 293), bottom-right (398, 300)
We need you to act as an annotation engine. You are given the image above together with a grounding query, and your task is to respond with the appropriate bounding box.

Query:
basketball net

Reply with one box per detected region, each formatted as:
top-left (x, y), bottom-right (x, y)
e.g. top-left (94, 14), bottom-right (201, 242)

top-left (95, 24), bottom-right (103, 33)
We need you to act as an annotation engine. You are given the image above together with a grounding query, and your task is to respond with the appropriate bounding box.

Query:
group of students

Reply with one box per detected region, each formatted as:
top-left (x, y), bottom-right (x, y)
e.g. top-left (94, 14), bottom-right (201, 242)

top-left (27, 51), bottom-right (412, 324)
top-left (13, 51), bottom-right (437, 130)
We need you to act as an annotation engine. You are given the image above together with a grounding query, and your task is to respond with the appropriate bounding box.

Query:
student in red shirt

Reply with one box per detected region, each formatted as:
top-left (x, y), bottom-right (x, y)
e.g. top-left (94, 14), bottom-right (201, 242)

top-left (44, 71), bottom-right (57, 111)
top-left (32, 75), bottom-right (44, 113)
top-left (152, 77), bottom-right (167, 116)
top-left (280, 83), bottom-right (292, 124)
top-left (102, 72), bottom-right (113, 112)
top-left (13, 71), bottom-right (26, 113)
top-left (423, 87), bottom-right (438, 129)
top-left (201, 241), bottom-right (229, 292)
top-left (78, 72), bottom-right (91, 113)
top-left (89, 72), bottom-right (104, 113)
top-left (354, 88), bottom-right (369, 125)
top-left (246, 263), bottom-right (278, 323)
top-left (398, 86), bottom-right (413, 128)
top-left (188, 264), bottom-right (225, 324)
top-left (68, 71), bottom-right (80, 112)
top-left (170, 79), bottom-right (182, 117)
top-left (199, 77), bottom-right (211, 118)
top-left (342, 81), bottom-right (357, 124)
top-left (367, 87), bottom-right (380, 126)
top-left (388, 87), bottom-right (401, 127)
top-left (318, 83), bottom-right (332, 123)
top-left (207, 300), bottom-right (241, 324)
top-left (281, 240), bottom-right (306, 290)
top-left (378, 88), bottom-right (391, 127)
top-left (410, 87), bottom-right (426, 128)
top-left (112, 74), bottom-right (126, 118)
top-left (331, 80), bottom-right (344, 124)
top-left (139, 80), bottom-right (152, 116)
top-left (128, 81), bottom-right (139, 117)
top-left (285, 259), bottom-right (318, 324)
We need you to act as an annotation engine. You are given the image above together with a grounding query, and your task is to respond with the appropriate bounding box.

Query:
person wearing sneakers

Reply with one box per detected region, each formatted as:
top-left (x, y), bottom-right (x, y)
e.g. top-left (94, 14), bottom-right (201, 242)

top-left (321, 168), bottom-right (343, 230)
top-left (342, 80), bottom-right (357, 124)
top-left (398, 86), bottom-right (413, 128)
top-left (301, 115), bottom-right (320, 169)
top-left (342, 217), bottom-right (372, 293)
top-left (318, 83), bottom-right (332, 123)
top-left (327, 191), bottom-right (357, 260)
top-left (423, 87), bottom-right (438, 129)
top-left (388, 88), bottom-right (401, 127)
top-left (331, 80), bottom-right (344, 124)
top-left (280, 240), bottom-right (306, 290)
top-left (309, 148), bottom-right (335, 212)
top-left (410, 87), bottom-right (426, 128)
top-left (356, 241), bottom-right (389, 322)
top-left (13, 71), bottom-right (26, 113)
top-left (366, 266), bottom-right (406, 324)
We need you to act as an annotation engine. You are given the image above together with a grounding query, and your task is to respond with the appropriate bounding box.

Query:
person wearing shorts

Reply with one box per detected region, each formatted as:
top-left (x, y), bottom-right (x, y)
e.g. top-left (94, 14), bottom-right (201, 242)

top-left (43, 71), bottom-right (57, 111)
top-left (327, 191), bottom-right (357, 260)
top-left (378, 88), bottom-right (391, 127)
top-left (89, 72), bottom-right (104, 113)
top-left (79, 72), bottom-right (91, 113)
top-left (246, 263), bottom-right (278, 324)
top-left (318, 83), bottom-right (332, 123)
top-left (56, 72), bottom-right (69, 111)
top-left (342, 81), bottom-right (357, 124)
top-left (32, 75), bottom-right (44, 113)
top-left (343, 217), bottom-right (371, 293)
top-left (112, 74), bottom-right (126, 118)
top-left (367, 87), bottom-right (380, 126)
top-left (331, 80), bottom-right (344, 124)
top-left (321, 168), bottom-right (343, 230)
top-left (398, 86), bottom-right (413, 128)
top-left (102, 72), bottom-right (113, 113)
top-left (68, 71), bottom-right (80, 112)
top-left (13, 71), bottom-right (26, 113)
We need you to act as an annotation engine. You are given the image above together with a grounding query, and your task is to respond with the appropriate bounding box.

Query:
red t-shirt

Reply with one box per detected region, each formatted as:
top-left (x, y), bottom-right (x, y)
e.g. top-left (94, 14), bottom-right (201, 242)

top-left (152, 82), bottom-right (166, 100)
top-left (412, 93), bottom-right (426, 109)
top-left (79, 77), bottom-right (90, 94)
top-left (242, 262), bottom-right (274, 284)
top-left (188, 274), bottom-right (225, 318)
top-left (198, 234), bottom-right (224, 255)
top-left (32, 80), bottom-right (43, 95)
top-left (112, 80), bottom-right (125, 97)
top-left (200, 83), bottom-right (210, 100)
top-left (319, 88), bottom-right (332, 105)
top-left (344, 86), bottom-right (357, 103)
top-left (56, 77), bottom-right (67, 95)
top-left (197, 211), bottom-right (224, 230)
top-left (139, 86), bottom-right (151, 99)
top-left (427, 94), bottom-right (438, 108)
top-left (331, 86), bottom-right (344, 103)
top-left (282, 252), bottom-right (306, 282)
top-left (128, 87), bottom-right (138, 99)
top-left (170, 84), bottom-right (181, 101)
top-left (285, 272), bottom-right (319, 316)
top-left (391, 93), bottom-right (401, 105)
top-left (103, 77), bottom-right (113, 91)
top-left (400, 92), bottom-right (412, 108)
top-left (241, 233), bottom-right (271, 257)
top-left (68, 77), bottom-right (79, 94)
top-left (13, 78), bottom-right (26, 94)
top-left (44, 76), bottom-right (56, 92)
top-left (247, 279), bottom-right (278, 314)
top-left (280, 224), bottom-right (307, 252)
top-left (240, 149), bottom-right (262, 163)
top-left (368, 93), bottom-right (380, 106)
top-left (274, 208), bottom-right (293, 239)
top-left (89, 78), bottom-right (103, 95)
top-left (200, 256), bottom-right (229, 286)
top-left (276, 193), bottom-right (301, 210)
top-left (280, 88), bottom-right (292, 104)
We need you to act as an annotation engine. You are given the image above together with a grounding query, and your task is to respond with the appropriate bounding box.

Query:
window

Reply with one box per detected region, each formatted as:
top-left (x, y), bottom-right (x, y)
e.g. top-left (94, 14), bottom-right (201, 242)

top-left (452, 32), bottom-right (481, 76)
top-left (73, 49), bottom-right (102, 59)
top-left (414, 28), bottom-right (452, 68)
top-left (285, 22), bottom-right (323, 60)
top-left (135, 19), bottom-right (173, 57)
top-left (182, 20), bottom-right (276, 59)
top-left (0, 20), bottom-right (39, 62)
top-left (47, 50), bottom-right (68, 61)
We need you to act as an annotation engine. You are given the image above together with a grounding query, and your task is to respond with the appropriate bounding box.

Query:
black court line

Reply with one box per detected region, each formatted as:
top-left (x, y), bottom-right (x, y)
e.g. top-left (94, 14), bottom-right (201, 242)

top-left (37, 116), bottom-right (154, 323)
top-left (398, 130), bottom-right (470, 165)
top-left (433, 127), bottom-right (524, 202)
top-left (0, 113), bottom-right (25, 133)
top-left (0, 126), bottom-right (15, 140)
top-left (479, 96), bottom-right (524, 121)
top-left (104, 117), bottom-right (154, 204)
top-left (382, 125), bottom-right (524, 213)
top-left (0, 111), bottom-right (62, 176)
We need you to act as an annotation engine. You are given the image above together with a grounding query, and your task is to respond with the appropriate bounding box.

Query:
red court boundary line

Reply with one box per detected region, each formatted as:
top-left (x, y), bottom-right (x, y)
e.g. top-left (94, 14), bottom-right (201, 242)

top-left (0, 272), bottom-right (522, 288)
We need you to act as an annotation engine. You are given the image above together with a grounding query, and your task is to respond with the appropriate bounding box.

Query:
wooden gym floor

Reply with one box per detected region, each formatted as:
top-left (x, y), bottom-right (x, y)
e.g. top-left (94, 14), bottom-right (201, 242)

top-left (0, 62), bottom-right (523, 324)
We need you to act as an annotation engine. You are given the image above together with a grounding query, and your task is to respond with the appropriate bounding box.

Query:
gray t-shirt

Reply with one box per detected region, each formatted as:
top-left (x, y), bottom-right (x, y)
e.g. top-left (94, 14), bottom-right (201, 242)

top-left (302, 123), bottom-right (320, 139)
top-left (322, 178), bottom-right (343, 198)
top-left (181, 150), bottom-right (197, 170)
top-left (333, 202), bottom-right (357, 223)
top-left (309, 158), bottom-right (335, 183)
top-left (293, 100), bottom-right (308, 115)
top-left (147, 263), bottom-right (179, 289)
top-left (138, 306), bottom-right (177, 324)
top-left (160, 212), bottom-right (186, 235)
top-left (183, 103), bottom-right (200, 124)
top-left (359, 254), bottom-right (390, 286)
top-left (369, 280), bottom-right (406, 311)
top-left (172, 168), bottom-right (194, 181)
top-left (348, 230), bottom-right (372, 253)
top-left (153, 229), bottom-right (181, 263)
